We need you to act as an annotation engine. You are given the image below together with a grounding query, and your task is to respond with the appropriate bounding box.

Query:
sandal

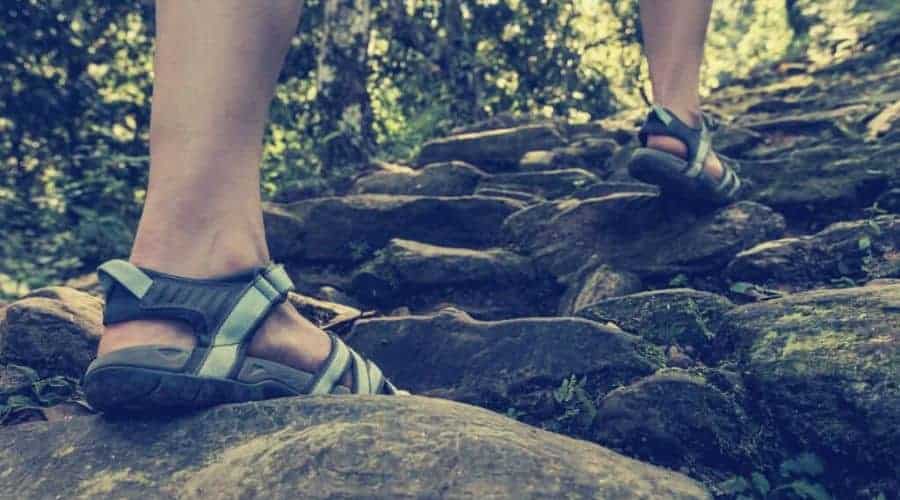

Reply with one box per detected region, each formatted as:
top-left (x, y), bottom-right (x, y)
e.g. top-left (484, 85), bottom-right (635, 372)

top-left (628, 104), bottom-right (742, 207)
top-left (82, 259), bottom-right (404, 414)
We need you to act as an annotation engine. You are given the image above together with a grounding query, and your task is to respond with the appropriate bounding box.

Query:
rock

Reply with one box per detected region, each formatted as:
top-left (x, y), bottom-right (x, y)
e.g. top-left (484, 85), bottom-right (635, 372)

top-left (875, 187), bottom-right (900, 213)
top-left (744, 144), bottom-right (893, 229)
top-left (415, 125), bottom-right (567, 172)
top-left (518, 139), bottom-right (619, 174)
top-left (346, 308), bottom-right (666, 413)
top-left (711, 125), bottom-right (764, 156)
top-left (577, 289), bottom-right (734, 357)
top-left (594, 368), bottom-right (768, 481)
top-left (349, 239), bottom-right (557, 319)
top-left (571, 181), bottom-right (659, 199)
top-left (471, 187), bottom-right (544, 205)
top-left (716, 284), bottom-right (900, 494)
top-left (740, 105), bottom-right (874, 135)
top-left (558, 265), bottom-right (643, 316)
top-left (0, 287), bottom-right (102, 378)
top-left (0, 397), bottom-right (710, 499)
top-left (866, 100), bottom-right (900, 139)
top-left (505, 194), bottom-right (785, 280)
top-left (477, 169), bottom-right (600, 200)
top-left (350, 161), bottom-right (486, 197)
top-left (264, 195), bottom-right (524, 264)
top-left (726, 215), bottom-right (900, 292)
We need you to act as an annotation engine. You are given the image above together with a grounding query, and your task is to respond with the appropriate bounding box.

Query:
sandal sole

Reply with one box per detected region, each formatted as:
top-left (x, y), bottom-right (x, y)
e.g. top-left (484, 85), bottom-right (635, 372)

top-left (83, 364), bottom-right (302, 415)
top-left (628, 148), bottom-right (733, 207)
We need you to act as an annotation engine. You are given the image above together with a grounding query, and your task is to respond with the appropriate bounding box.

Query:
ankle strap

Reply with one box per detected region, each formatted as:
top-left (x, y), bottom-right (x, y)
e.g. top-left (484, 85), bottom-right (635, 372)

top-left (637, 104), bottom-right (713, 179)
top-left (98, 260), bottom-right (294, 354)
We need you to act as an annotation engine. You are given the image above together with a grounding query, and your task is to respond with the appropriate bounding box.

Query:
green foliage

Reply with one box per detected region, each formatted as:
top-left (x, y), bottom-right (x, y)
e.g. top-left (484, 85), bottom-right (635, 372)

top-left (715, 453), bottom-right (834, 500)
top-left (0, 364), bottom-right (87, 426)
top-left (550, 375), bottom-right (597, 432)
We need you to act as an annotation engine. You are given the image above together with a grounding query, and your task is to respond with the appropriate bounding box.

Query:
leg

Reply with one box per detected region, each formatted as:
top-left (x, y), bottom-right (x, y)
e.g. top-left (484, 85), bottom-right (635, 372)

top-left (639, 0), bottom-right (723, 180)
top-left (98, 0), bottom-right (333, 374)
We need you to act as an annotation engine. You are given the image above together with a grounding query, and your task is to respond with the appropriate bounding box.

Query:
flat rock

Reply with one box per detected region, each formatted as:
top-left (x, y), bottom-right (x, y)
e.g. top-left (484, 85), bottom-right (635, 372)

top-left (349, 161), bottom-right (486, 197)
top-left (743, 144), bottom-right (894, 229)
top-left (727, 215), bottom-right (900, 291)
top-left (0, 287), bottom-right (102, 378)
top-left (0, 397), bottom-right (709, 500)
top-left (571, 181), bottom-right (659, 199)
top-left (518, 138), bottom-right (619, 174)
top-left (504, 194), bottom-right (785, 280)
top-left (476, 169), bottom-right (599, 200)
top-left (415, 125), bottom-right (567, 172)
top-left (346, 308), bottom-right (665, 414)
top-left (264, 195), bottom-right (523, 264)
top-left (716, 284), bottom-right (900, 494)
top-left (594, 368), bottom-right (768, 482)
top-left (558, 265), bottom-right (643, 316)
top-left (577, 289), bottom-right (734, 357)
top-left (349, 239), bottom-right (558, 319)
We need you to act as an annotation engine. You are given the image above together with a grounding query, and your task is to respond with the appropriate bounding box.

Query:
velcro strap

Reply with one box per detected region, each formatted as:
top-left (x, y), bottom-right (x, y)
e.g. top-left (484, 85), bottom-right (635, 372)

top-left (97, 259), bottom-right (153, 299)
top-left (196, 267), bottom-right (295, 378)
top-left (308, 335), bottom-right (352, 395)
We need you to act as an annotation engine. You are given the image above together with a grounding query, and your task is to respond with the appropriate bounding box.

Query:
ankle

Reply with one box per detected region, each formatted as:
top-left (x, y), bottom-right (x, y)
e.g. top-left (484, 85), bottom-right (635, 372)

top-left (652, 100), bottom-right (702, 129)
top-left (130, 215), bottom-right (270, 278)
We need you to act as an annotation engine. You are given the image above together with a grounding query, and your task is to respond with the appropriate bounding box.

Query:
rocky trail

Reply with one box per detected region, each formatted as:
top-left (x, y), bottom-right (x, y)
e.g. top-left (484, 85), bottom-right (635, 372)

top-left (2, 41), bottom-right (899, 499)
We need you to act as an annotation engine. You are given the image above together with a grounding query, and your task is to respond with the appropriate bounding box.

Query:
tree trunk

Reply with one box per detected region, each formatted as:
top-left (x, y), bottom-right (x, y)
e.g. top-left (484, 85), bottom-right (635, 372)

top-left (317, 0), bottom-right (373, 171)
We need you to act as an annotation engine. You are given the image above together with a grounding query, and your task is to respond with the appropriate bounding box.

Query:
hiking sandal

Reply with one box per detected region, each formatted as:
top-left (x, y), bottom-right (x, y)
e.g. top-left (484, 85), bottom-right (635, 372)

top-left (628, 104), bottom-right (742, 207)
top-left (82, 259), bottom-right (405, 414)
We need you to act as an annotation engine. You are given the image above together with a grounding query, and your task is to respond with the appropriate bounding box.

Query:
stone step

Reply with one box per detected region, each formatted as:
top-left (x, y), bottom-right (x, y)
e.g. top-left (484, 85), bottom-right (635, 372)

top-left (264, 195), bottom-right (524, 264)
top-left (0, 396), bottom-right (710, 499)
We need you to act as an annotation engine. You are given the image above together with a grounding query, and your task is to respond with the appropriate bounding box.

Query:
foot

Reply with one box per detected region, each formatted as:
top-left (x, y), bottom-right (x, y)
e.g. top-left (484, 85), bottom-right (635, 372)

top-left (97, 258), bottom-right (346, 386)
top-left (645, 106), bottom-right (724, 182)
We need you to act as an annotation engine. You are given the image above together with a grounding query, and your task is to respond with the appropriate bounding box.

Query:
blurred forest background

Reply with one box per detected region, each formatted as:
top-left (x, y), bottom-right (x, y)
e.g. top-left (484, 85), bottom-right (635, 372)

top-left (1, 0), bottom-right (897, 299)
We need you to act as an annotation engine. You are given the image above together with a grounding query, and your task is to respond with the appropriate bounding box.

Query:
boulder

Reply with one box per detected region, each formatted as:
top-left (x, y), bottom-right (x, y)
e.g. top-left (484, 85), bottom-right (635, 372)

top-left (743, 144), bottom-right (893, 229)
top-left (716, 283), bottom-right (900, 494)
top-left (594, 368), bottom-right (769, 482)
top-left (349, 239), bottom-right (558, 319)
top-left (415, 125), bottom-right (567, 172)
top-left (726, 215), bottom-right (900, 291)
top-left (577, 289), bottom-right (734, 357)
top-left (0, 287), bottom-right (102, 378)
top-left (518, 138), bottom-right (619, 174)
top-left (350, 161), bottom-right (486, 197)
top-left (0, 397), bottom-right (710, 499)
top-left (264, 195), bottom-right (524, 264)
top-left (504, 194), bottom-right (785, 280)
top-left (346, 308), bottom-right (666, 415)
top-left (558, 265), bottom-right (643, 316)
top-left (476, 169), bottom-right (600, 200)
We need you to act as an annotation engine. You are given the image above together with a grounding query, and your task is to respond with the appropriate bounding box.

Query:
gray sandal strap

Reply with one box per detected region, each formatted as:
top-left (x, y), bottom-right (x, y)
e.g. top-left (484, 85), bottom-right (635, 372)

top-left (98, 260), bottom-right (154, 299)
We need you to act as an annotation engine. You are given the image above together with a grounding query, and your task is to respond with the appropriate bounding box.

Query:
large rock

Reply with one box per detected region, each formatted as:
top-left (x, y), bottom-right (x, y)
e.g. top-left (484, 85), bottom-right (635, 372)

top-left (726, 215), bottom-right (900, 291)
top-left (349, 239), bottom-right (558, 319)
top-left (346, 308), bottom-right (665, 415)
top-left (716, 283), bottom-right (900, 494)
top-left (349, 161), bottom-right (486, 197)
top-left (0, 397), bottom-right (709, 499)
top-left (264, 195), bottom-right (524, 264)
top-left (594, 368), bottom-right (770, 482)
top-left (415, 125), bottom-right (567, 172)
top-left (743, 144), bottom-right (894, 229)
top-left (577, 289), bottom-right (734, 358)
top-left (504, 193), bottom-right (785, 280)
top-left (0, 287), bottom-right (102, 378)
top-left (477, 169), bottom-right (599, 200)
top-left (518, 138), bottom-right (619, 174)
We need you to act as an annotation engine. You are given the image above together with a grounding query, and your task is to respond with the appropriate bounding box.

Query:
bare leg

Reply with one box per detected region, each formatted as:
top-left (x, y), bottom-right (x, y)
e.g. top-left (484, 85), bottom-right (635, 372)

top-left (98, 0), bottom-right (334, 375)
top-left (639, 0), bottom-right (723, 180)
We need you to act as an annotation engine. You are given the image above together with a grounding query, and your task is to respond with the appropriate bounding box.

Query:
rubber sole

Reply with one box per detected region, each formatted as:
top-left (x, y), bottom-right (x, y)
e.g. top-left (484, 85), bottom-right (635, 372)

top-left (83, 365), bottom-right (300, 415)
top-left (628, 148), bottom-right (733, 207)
